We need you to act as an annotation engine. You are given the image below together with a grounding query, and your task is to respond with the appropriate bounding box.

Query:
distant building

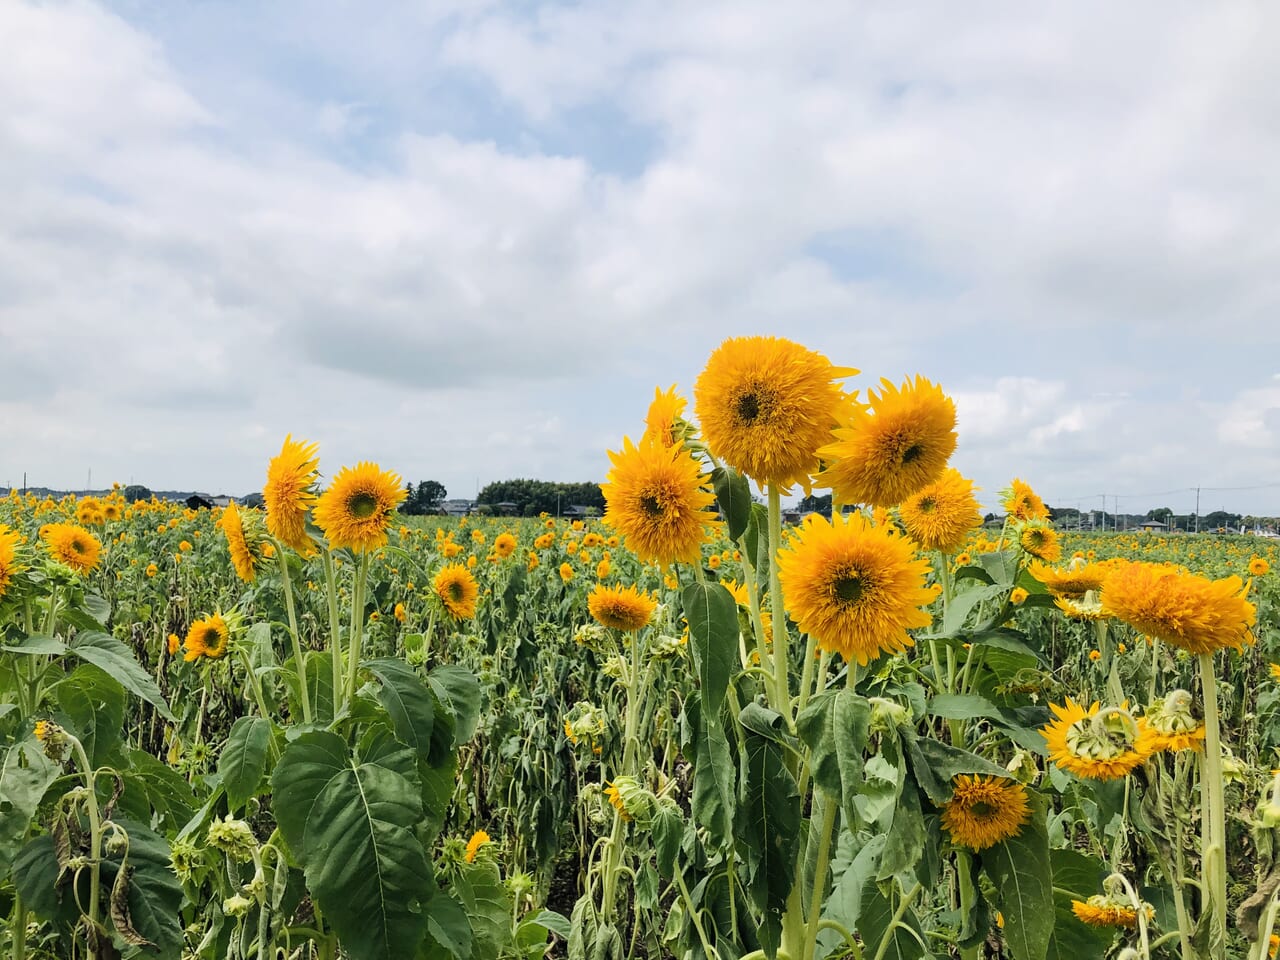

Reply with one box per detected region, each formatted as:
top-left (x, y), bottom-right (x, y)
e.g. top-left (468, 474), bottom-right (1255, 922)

top-left (1138, 519), bottom-right (1167, 530)
top-left (441, 499), bottom-right (474, 517)
top-left (492, 501), bottom-right (520, 516)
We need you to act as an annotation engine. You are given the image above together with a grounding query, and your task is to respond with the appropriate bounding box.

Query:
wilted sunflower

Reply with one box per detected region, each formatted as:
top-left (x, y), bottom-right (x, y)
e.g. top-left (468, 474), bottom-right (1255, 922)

top-left (1101, 561), bottom-right (1255, 655)
top-left (1015, 519), bottom-right (1061, 563)
top-left (314, 462), bottom-right (406, 554)
top-left (0, 523), bottom-right (21, 598)
top-left (694, 336), bottom-right (854, 491)
top-left (818, 376), bottom-right (957, 507)
top-left (1027, 559), bottom-right (1112, 599)
top-left (1041, 699), bottom-right (1158, 780)
top-left (1146, 690), bottom-right (1206, 754)
top-left (41, 523), bottom-right (103, 575)
top-left (642, 384), bottom-right (688, 448)
top-left (939, 775), bottom-right (1031, 850)
top-left (601, 437), bottom-right (718, 568)
top-left (776, 511), bottom-right (937, 666)
top-left (264, 435), bottom-right (320, 555)
top-left (588, 583), bottom-right (657, 632)
top-left (1002, 479), bottom-right (1049, 522)
top-left (898, 468), bottom-right (981, 553)
top-left (1054, 596), bottom-right (1109, 621)
top-left (184, 613), bottom-right (230, 662)
top-left (1071, 896), bottom-right (1152, 929)
top-left (434, 563), bottom-right (478, 620)
top-left (221, 502), bottom-right (261, 582)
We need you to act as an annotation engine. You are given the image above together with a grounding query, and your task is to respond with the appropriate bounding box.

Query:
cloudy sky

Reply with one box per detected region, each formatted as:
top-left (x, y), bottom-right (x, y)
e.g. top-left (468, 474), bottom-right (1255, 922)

top-left (3, 1), bottom-right (1280, 517)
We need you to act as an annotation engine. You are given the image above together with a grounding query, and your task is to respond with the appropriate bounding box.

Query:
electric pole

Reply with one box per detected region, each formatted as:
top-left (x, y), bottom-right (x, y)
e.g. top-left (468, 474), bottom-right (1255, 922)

top-left (1194, 487), bottom-right (1200, 533)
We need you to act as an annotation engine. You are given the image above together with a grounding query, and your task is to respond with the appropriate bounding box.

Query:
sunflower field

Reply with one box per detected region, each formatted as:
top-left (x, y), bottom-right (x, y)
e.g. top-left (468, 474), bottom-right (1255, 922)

top-left (2, 336), bottom-right (1279, 960)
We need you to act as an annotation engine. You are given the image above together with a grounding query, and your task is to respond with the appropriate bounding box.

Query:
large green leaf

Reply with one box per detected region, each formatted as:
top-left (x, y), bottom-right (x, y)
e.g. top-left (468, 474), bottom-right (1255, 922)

top-left (796, 690), bottom-right (842, 796)
top-left (692, 708), bottom-right (736, 846)
top-left (902, 734), bottom-right (1012, 806)
top-left (983, 793), bottom-right (1053, 960)
top-left (739, 731), bottom-right (800, 958)
top-left (878, 769), bottom-right (925, 881)
top-left (0, 740), bottom-right (60, 874)
top-left (0, 634), bottom-right (66, 654)
top-left (120, 749), bottom-right (196, 832)
top-left (817, 834), bottom-right (884, 955)
top-left (453, 860), bottom-right (513, 960)
top-left (54, 663), bottom-right (125, 767)
top-left (111, 818), bottom-right (184, 957)
top-left (682, 581), bottom-right (738, 715)
top-left (365, 658), bottom-right (435, 757)
top-left (834, 690), bottom-right (871, 827)
top-left (424, 890), bottom-right (473, 960)
top-left (218, 716), bottom-right (272, 812)
top-left (428, 665), bottom-right (481, 747)
top-left (272, 732), bottom-right (433, 960)
top-left (859, 880), bottom-right (926, 960)
top-left (67, 631), bottom-right (174, 721)
top-left (712, 466), bottom-right (752, 542)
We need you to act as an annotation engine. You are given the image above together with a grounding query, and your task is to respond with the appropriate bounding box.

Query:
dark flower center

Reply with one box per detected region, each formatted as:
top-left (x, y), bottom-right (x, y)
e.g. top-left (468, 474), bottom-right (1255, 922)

top-left (448, 582), bottom-right (465, 602)
top-left (204, 628), bottom-right (221, 645)
top-left (736, 392), bottom-right (762, 424)
top-left (970, 800), bottom-right (994, 818)
top-left (835, 575), bottom-right (866, 603)
top-left (640, 494), bottom-right (665, 517)
top-left (918, 497), bottom-right (936, 514)
top-left (348, 492), bottom-right (379, 519)
top-left (901, 443), bottom-right (924, 465)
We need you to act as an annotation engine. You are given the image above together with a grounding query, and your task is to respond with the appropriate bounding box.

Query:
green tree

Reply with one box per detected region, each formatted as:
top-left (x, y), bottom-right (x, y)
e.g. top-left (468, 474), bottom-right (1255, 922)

top-left (122, 484), bottom-right (151, 503)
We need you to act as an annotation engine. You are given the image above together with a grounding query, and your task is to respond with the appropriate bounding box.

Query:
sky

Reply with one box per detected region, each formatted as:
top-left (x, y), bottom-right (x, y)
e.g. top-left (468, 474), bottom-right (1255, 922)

top-left (2, 1), bottom-right (1280, 518)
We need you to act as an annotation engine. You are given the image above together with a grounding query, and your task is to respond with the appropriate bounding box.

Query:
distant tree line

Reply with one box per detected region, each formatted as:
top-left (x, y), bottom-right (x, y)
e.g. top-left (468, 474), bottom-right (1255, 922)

top-left (477, 479), bottom-right (605, 517)
top-left (401, 481), bottom-right (448, 515)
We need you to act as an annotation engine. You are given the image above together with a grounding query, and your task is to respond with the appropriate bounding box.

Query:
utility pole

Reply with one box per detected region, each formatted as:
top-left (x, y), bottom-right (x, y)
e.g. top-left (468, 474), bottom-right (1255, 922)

top-left (1194, 487), bottom-right (1200, 533)
top-left (1115, 495), bottom-right (1121, 531)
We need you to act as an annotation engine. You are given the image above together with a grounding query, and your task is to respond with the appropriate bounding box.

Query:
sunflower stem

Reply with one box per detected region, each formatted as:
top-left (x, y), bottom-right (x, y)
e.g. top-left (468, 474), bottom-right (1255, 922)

top-left (1197, 651), bottom-right (1227, 953)
top-left (767, 486), bottom-right (792, 726)
top-left (320, 551), bottom-right (343, 723)
top-left (956, 851), bottom-right (980, 960)
top-left (346, 552), bottom-right (371, 712)
top-left (274, 544), bottom-right (311, 724)
top-left (802, 793), bottom-right (839, 960)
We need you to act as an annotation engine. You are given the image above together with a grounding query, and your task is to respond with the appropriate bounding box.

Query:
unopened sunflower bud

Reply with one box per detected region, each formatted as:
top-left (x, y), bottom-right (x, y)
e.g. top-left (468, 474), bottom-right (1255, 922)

top-left (169, 839), bottom-right (201, 884)
top-left (207, 816), bottom-right (257, 862)
top-left (1220, 752), bottom-right (1246, 784)
top-left (601, 656), bottom-right (626, 679)
top-left (868, 697), bottom-right (911, 733)
top-left (1006, 749), bottom-right (1040, 786)
top-left (651, 633), bottom-right (687, 661)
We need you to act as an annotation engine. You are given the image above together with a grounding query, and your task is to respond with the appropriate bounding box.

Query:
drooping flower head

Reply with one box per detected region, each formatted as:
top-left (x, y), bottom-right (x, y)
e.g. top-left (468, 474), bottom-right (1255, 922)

top-left (184, 613), bottom-right (230, 662)
top-left (588, 583), bottom-right (657, 632)
top-left (642, 384), bottom-right (689, 449)
top-left (1001, 479), bottom-right (1048, 522)
top-left (1145, 690), bottom-right (1206, 753)
top-left (41, 523), bottom-right (102, 575)
top-left (897, 468), bottom-right (981, 553)
top-left (434, 563), bottom-right (479, 621)
top-left (0, 523), bottom-right (21, 599)
top-left (264, 436), bottom-right (320, 554)
top-left (777, 511), bottom-right (938, 666)
top-left (1015, 519), bottom-right (1061, 563)
top-left (222, 502), bottom-right (265, 583)
top-left (1101, 561), bottom-right (1255, 655)
top-left (939, 775), bottom-right (1031, 850)
top-left (314, 462), bottom-right (406, 554)
top-left (1027, 558), bottom-right (1113, 599)
top-left (1041, 699), bottom-right (1159, 780)
top-left (694, 336), bottom-right (855, 491)
top-left (1071, 875), bottom-right (1154, 929)
top-left (601, 437), bottom-right (718, 568)
top-left (817, 376), bottom-right (957, 507)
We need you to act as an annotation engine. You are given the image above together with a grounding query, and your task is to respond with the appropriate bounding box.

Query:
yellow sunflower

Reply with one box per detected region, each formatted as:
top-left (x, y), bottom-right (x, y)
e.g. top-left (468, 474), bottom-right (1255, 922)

top-left (1027, 559), bottom-right (1112, 599)
top-left (1146, 690), bottom-right (1205, 753)
top-left (1054, 596), bottom-right (1109, 621)
top-left (559, 562), bottom-right (574, 583)
top-left (694, 336), bottom-right (854, 491)
top-left (601, 437), bottom-right (718, 568)
top-left (1002, 479), bottom-right (1048, 522)
top-left (1100, 561), bottom-right (1255, 655)
top-left (41, 523), bottom-right (103, 575)
top-left (314, 462), bottom-right (406, 554)
top-left (1041, 699), bottom-right (1159, 780)
top-left (492, 532), bottom-right (517, 559)
top-left (434, 563), bottom-right (479, 620)
top-left (264, 435), bottom-right (321, 554)
top-left (939, 775), bottom-right (1031, 851)
top-left (588, 583), bottom-right (657, 632)
top-left (776, 511), bottom-right (938, 666)
top-left (184, 613), bottom-right (229, 662)
top-left (1015, 520), bottom-right (1061, 563)
top-left (0, 523), bottom-right (21, 598)
top-left (897, 468), bottom-right (982, 553)
top-left (642, 384), bottom-right (688, 448)
top-left (464, 830), bottom-right (492, 864)
top-left (221, 502), bottom-right (261, 583)
top-left (1070, 897), bottom-right (1152, 929)
top-left (1248, 556), bottom-right (1270, 577)
top-left (817, 376), bottom-right (957, 507)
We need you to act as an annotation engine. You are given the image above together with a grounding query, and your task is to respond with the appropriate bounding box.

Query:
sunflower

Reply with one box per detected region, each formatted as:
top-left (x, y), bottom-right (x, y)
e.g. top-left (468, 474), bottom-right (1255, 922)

top-left (1070, 896), bottom-right (1152, 929)
top-left (41, 523), bottom-right (103, 575)
top-left (184, 613), bottom-right (230, 662)
top-left (314, 462), bottom-right (406, 554)
top-left (559, 562), bottom-right (574, 583)
top-left (264, 436), bottom-right (320, 554)
top-left (694, 336), bottom-right (854, 491)
top-left (0, 523), bottom-right (21, 599)
top-left (643, 384), bottom-right (688, 448)
top-left (588, 584), bottom-right (657, 632)
top-left (221, 502), bottom-right (261, 582)
top-left (1146, 690), bottom-right (1205, 753)
top-left (1100, 561), bottom-right (1255, 655)
top-left (1015, 519), bottom-right (1061, 563)
top-left (1054, 596), bottom-right (1109, 621)
top-left (601, 437), bottom-right (718, 568)
top-left (1249, 556), bottom-right (1270, 577)
top-left (1002, 479), bottom-right (1048, 522)
top-left (897, 468), bottom-right (981, 553)
top-left (492, 532), bottom-right (517, 559)
top-left (1027, 559), bottom-right (1112, 599)
top-left (776, 511), bottom-right (938, 666)
top-left (1041, 699), bottom-right (1159, 780)
top-left (464, 830), bottom-right (491, 863)
top-left (434, 563), bottom-right (478, 620)
top-left (1010, 587), bottom-right (1029, 605)
top-left (817, 376), bottom-right (957, 507)
top-left (939, 775), bottom-right (1031, 850)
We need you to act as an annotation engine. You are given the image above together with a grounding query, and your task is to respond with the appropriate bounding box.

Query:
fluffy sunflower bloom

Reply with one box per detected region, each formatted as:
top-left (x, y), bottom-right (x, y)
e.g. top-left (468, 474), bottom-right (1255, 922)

top-left (1146, 690), bottom-right (1206, 753)
top-left (817, 376), bottom-right (957, 507)
top-left (464, 830), bottom-right (491, 864)
top-left (939, 775), bottom-right (1031, 851)
top-left (1100, 561), bottom-right (1255, 655)
top-left (184, 613), bottom-right (230, 662)
top-left (1027, 559), bottom-right (1112, 599)
top-left (1015, 519), bottom-right (1061, 563)
top-left (1070, 896), bottom-right (1152, 929)
top-left (1002, 479), bottom-right (1049, 522)
top-left (897, 468), bottom-right (981, 553)
top-left (0, 523), bottom-right (21, 599)
top-left (41, 523), bottom-right (103, 575)
top-left (222, 502), bottom-right (263, 582)
top-left (492, 532), bottom-right (517, 559)
top-left (588, 584), bottom-right (657, 632)
top-left (643, 384), bottom-right (689, 448)
top-left (314, 462), bottom-right (406, 554)
top-left (1041, 699), bottom-right (1159, 780)
top-left (434, 563), bottom-right (479, 621)
top-left (601, 437), bottom-right (718, 568)
top-left (264, 435), bottom-right (320, 555)
top-left (694, 336), bottom-right (854, 491)
top-left (559, 562), bottom-right (574, 583)
top-left (776, 511), bottom-right (938, 666)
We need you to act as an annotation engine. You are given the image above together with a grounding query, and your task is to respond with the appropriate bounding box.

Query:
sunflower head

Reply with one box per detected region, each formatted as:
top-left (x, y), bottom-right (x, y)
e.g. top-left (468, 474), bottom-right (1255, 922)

top-left (433, 563), bottom-right (479, 621)
top-left (1015, 519), bottom-right (1062, 563)
top-left (588, 583), bottom-right (657, 632)
top-left (1100, 561), bottom-right (1255, 655)
top-left (314, 462), bottom-right (406, 554)
top-left (897, 467), bottom-right (981, 553)
top-left (0, 523), bottom-right (23, 599)
top-left (264, 435), bottom-right (321, 555)
top-left (694, 336), bottom-right (855, 492)
top-left (493, 532), bottom-right (517, 559)
top-left (1248, 556), bottom-right (1270, 577)
top-left (1027, 558), bottom-right (1112, 599)
top-left (464, 830), bottom-right (492, 864)
top-left (222, 502), bottom-right (268, 583)
top-left (1001, 479), bottom-right (1048, 522)
top-left (939, 775), bottom-right (1031, 850)
top-left (41, 523), bottom-right (103, 575)
top-left (642, 384), bottom-right (691, 448)
top-left (1041, 699), bottom-right (1159, 780)
top-left (184, 613), bottom-right (231, 662)
top-left (1146, 690), bottom-right (1206, 754)
top-left (776, 510), bottom-right (938, 666)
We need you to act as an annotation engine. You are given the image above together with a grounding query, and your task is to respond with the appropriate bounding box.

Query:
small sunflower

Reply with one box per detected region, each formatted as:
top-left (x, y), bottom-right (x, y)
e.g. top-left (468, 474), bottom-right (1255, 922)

top-left (1041, 699), bottom-right (1158, 780)
top-left (1010, 587), bottom-right (1029, 606)
top-left (264, 435), bottom-right (320, 555)
top-left (184, 613), bottom-right (230, 662)
top-left (1070, 896), bottom-right (1152, 929)
top-left (314, 462), bottom-right (406, 554)
top-left (464, 830), bottom-right (492, 864)
top-left (492, 532), bottom-right (517, 559)
top-left (559, 562), bottom-right (574, 583)
top-left (818, 376), bottom-right (957, 507)
top-left (897, 468), bottom-right (982, 553)
top-left (222, 502), bottom-right (262, 582)
top-left (434, 563), bottom-right (479, 621)
top-left (601, 437), bottom-right (718, 568)
top-left (1015, 519), bottom-right (1061, 563)
top-left (588, 584), bottom-right (657, 632)
top-left (642, 384), bottom-right (688, 448)
top-left (939, 775), bottom-right (1031, 850)
top-left (1146, 690), bottom-right (1205, 753)
top-left (0, 523), bottom-right (21, 598)
top-left (1101, 561), bottom-right (1255, 655)
top-left (1002, 479), bottom-right (1049, 522)
top-left (41, 523), bottom-right (103, 575)
top-left (1248, 556), bottom-right (1270, 577)
top-left (694, 336), bottom-right (854, 491)
top-left (1027, 559), bottom-right (1112, 599)
top-left (1054, 596), bottom-right (1109, 621)
top-left (776, 511), bottom-right (938, 666)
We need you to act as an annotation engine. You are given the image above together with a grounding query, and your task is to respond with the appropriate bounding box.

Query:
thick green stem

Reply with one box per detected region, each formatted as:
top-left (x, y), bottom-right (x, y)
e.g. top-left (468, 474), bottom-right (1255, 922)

top-left (767, 487), bottom-right (792, 727)
top-left (802, 795), bottom-right (839, 960)
top-left (274, 545), bottom-right (311, 723)
top-left (1197, 652), bottom-right (1227, 953)
top-left (12, 896), bottom-right (27, 960)
top-left (69, 737), bottom-right (103, 958)
top-left (346, 553), bottom-right (371, 712)
top-left (957, 852), bottom-right (980, 960)
top-left (320, 552), bottom-right (344, 723)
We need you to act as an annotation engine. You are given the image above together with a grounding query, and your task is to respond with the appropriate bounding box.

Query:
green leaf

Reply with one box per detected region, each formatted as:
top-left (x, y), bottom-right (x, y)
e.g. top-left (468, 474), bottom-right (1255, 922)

top-left (272, 732), bottom-right (433, 960)
top-left (927, 693), bottom-right (1004, 722)
top-left (983, 793), bottom-right (1053, 960)
top-left (111, 818), bottom-right (184, 957)
top-left (878, 769), bottom-right (925, 881)
top-left (739, 732), bottom-right (800, 958)
top-left (681, 581), bottom-right (739, 715)
top-left (425, 890), bottom-right (473, 960)
top-left (67, 630), bottom-right (174, 721)
top-left (859, 880), bottom-right (926, 960)
top-left (55, 663), bottom-right (125, 767)
top-left (428, 665), bottom-right (481, 747)
top-left (83, 593), bottom-right (112, 625)
top-left (120, 749), bottom-right (196, 831)
top-left (12, 835), bottom-right (65, 923)
top-left (0, 634), bottom-right (66, 654)
top-left (692, 710), bottom-right (737, 846)
top-left (0, 740), bottom-right (60, 874)
top-left (712, 466), bottom-right (753, 541)
top-left (834, 689), bottom-right (871, 827)
top-left (218, 716), bottom-right (272, 812)
top-left (652, 803), bottom-right (684, 878)
top-left (365, 658), bottom-right (435, 757)
top-left (818, 834), bottom-right (884, 951)
top-left (902, 734), bottom-right (1013, 806)
top-left (454, 860), bottom-right (513, 959)
top-left (796, 690), bottom-right (842, 796)
top-left (743, 502), bottom-right (769, 580)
